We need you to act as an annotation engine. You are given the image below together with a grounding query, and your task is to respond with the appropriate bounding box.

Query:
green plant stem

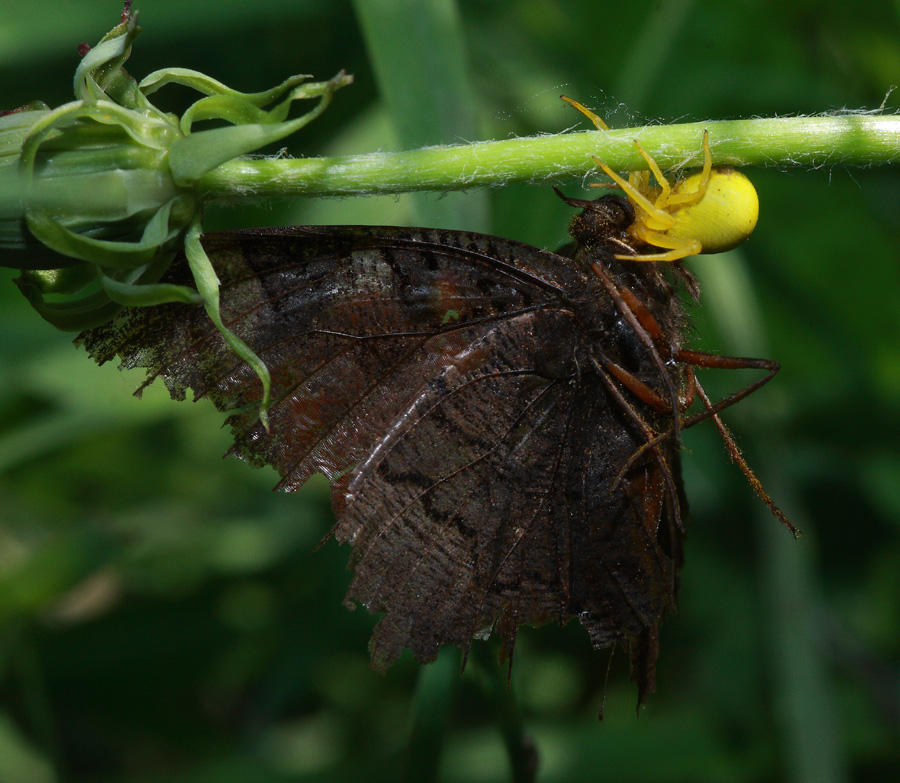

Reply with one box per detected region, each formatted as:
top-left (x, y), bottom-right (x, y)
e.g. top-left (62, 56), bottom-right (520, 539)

top-left (472, 644), bottom-right (538, 783)
top-left (199, 115), bottom-right (900, 200)
top-left (10, 626), bottom-right (60, 776)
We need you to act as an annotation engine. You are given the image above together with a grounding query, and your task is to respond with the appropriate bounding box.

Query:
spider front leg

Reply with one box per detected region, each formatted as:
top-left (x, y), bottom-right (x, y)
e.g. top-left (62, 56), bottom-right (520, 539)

top-left (560, 95), bottom-right (610, 130)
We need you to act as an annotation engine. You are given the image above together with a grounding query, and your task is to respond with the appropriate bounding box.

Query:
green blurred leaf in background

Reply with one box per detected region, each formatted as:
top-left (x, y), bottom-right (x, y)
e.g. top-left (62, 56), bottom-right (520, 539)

top-left (1, 1), bottom-right (899, 782)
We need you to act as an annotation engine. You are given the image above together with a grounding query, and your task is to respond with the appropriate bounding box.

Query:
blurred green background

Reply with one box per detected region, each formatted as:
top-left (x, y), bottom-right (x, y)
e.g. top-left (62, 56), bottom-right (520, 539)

top-left (1, 0), bottom-right (899, 781)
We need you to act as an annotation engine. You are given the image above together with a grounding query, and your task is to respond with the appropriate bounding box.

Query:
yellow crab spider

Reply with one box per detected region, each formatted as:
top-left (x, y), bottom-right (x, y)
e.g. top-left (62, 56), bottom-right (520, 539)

top-left (562, 96), bottom-right (759, 262)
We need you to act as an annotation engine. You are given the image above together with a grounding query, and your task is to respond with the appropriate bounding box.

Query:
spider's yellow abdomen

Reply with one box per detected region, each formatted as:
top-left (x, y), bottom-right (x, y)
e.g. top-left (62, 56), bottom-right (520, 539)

top-left (669, 167), bottom-right (759, 255)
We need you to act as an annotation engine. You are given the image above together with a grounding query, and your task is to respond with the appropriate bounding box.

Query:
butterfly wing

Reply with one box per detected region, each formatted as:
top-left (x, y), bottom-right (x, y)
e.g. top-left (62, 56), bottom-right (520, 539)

top-left (80, 225), bottom-right (682, 692)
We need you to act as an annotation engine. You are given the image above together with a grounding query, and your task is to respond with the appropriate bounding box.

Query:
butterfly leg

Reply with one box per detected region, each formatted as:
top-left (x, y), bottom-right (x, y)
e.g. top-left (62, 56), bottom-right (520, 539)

top-left (591, 355), bottom-right (686, 532)
top-left (691, 372), bottom-right (798, 536)
top-left (589, 259), bottom-right (789, 537)
top-left (617, 354), bottom-right (777, 460)
top-left (675, 349), bottom-right (780, 428)
top-left (599, 285), bottom-right (781, 422)
top-left (589, 261), bottom-right (684, 423)
top-left (594, 267), bottom-right (793, 533)
top-left (627, 350), bottom-right (796, 535)
top-left (675, 352), bottom-right (797, 536)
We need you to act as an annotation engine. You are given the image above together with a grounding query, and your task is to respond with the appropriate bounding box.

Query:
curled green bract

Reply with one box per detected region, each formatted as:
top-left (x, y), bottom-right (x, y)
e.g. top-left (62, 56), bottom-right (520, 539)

top-left (3, 6), bottom-right (351, 426)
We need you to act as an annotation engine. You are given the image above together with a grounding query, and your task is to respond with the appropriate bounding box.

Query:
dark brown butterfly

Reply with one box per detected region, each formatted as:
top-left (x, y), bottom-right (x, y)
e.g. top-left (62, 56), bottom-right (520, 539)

top-left (78, 193), bottom-right (784, 706)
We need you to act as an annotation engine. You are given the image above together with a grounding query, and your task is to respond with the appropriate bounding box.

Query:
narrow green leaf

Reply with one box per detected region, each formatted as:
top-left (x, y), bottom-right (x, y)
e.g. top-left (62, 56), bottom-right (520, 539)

top-left (352, 0), bottom-right (489, 230)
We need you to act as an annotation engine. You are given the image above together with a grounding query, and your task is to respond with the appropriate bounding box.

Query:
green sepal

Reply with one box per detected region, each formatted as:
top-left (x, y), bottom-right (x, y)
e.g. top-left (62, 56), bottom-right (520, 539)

top-left (166, 72), bottom-right (351, 185)
top-left (139, 69), bottom-right (312, 108)
top-left (14, 275), bottom-right (124, 331)
top-left (100, 269), bottom-right (203, 307)
top-left (184, 219), bottom-right (272, 430)
top-left (24, 196), bottom-right (188, 268)
top-left (73, 7), bottom-right (143, 106)
top-left (178, 74), bottom-right (348, 132)
top-left (5, 6), bottom-right (347, 416)
top-left (19, 263), bottom-right (96, 295)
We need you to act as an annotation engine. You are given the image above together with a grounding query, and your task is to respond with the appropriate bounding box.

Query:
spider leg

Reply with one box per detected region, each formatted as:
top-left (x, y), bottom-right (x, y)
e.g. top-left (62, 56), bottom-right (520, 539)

top-left (658, 129), bottom-right (713, 209)
top-left (632, 139), bottom-right (673, 205)
top-left (615, 230), bottom-right (701, 262)
top-left (560, 95), bottom-right (610, 130)
top-left (592, 156), bottom-right (676, 231)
